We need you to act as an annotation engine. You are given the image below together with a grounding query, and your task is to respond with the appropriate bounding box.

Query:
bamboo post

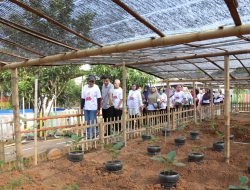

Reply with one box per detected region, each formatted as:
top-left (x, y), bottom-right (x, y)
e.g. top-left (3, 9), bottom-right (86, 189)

top-left (11, 68), bottom-right (23, 169)
top-left (224, 55), bottom-right (230, 164)
top-left (172, 111), bottom-right (176, 130)
top-left (122, 63), bottom-right (127, 146)
top-left (0, 140), bottom-right (5, 162)
top-left (236, 85), bottom-right (239, 112)
top-left (210, 83), bottom-right (214, 120)
top-left (34, 79), bottom-right (38, 165)
top-left (193, 82), bottom-right (197, 124)
top-left (167, 81), bottom-right (171, 128)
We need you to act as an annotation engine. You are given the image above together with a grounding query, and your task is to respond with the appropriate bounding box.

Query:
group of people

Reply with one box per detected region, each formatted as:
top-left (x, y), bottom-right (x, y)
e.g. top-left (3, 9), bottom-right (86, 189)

top-left (81, 75), bottom-right (225, 137)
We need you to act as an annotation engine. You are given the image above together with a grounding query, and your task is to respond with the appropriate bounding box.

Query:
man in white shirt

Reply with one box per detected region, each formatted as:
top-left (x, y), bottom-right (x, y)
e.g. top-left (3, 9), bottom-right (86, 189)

top-left (113, 79), bottom-right (123, 131)
top-left (81, 75), bottom-right (101, 139)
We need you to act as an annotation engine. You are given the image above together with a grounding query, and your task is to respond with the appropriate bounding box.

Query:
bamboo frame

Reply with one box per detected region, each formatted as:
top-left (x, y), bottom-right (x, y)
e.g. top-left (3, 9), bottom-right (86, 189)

top-left (193, 82), bottom-right (197, 124)
top-left (0, 18), bottom-right (78, 51)
top-left (9, 0), bottom-right (102, 47)
top-left (224, 0), bottom-right (241, 26)
top-left (34, 79), bottom-right (38, 165)
top-left (0, 50), bottom-right (28, 60)
top-left (111, 0), bottom-right (165, 37)
top-left (122, 62), bottom-right (127, 146)
top-left (224, 55), bottom-right (230, 163)
top-left (167, 81), bottom-right (171, 128)
top-left (11, 69), bottom-right (23, 169)
top-left (1, 24), bottom-right (250, 70)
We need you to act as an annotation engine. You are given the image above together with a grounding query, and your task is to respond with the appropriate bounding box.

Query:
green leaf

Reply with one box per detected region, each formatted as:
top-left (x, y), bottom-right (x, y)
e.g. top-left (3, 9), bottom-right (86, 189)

top-left (239, 176), bottom-right (249, 185)
top-left (173, 162), bottom-right (186, 167)
top-left (167, 151), bottom-right (176, 162)
top-left (113, 142), bottom-right (124, 150)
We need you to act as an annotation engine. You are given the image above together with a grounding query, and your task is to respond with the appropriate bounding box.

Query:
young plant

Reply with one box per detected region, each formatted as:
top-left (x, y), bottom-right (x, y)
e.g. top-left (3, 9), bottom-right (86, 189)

top-left (104, 141), bottom-right (124, 161)
top-left (216, 131), bottom-right (225, 140)
top-left (177, 124), bottom-right (187, 131)
top-left (228, 176), bottom-right (249, 190)
top-left (143, 124), bottom-right (151, 135)
top-left (67, 134), bottom-right (84, 152)
top-left (63, 183), bottom-right (79, 190)
top-left (210, 120), bottom-right (218, 130)
top-left (151, 151), bottom-right (185, 172)
top-left (148, 135), bottom-right (160, 145)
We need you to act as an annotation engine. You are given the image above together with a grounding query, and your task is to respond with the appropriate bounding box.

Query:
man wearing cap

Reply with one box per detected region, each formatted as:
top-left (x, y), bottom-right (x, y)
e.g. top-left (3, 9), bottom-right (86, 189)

top-left (81, 75), bottom-right (101, 139)
top-left (101, 75), bottom-right (114, 135)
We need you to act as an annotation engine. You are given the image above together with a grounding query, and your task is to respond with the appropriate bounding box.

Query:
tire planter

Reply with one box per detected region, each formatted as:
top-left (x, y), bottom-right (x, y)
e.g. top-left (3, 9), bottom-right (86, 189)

top-left (188, 152), bottom-right (204, 162)
top-left (247, 162), bottom-right (250, 174)
top-left (162, 128), bottom-right (170, 136)
top-left (174, 137), bottom-right (186, 147)
top-left (190, 131), bottom-right (199, 140)
top-left (159, 171), bottom-right (180, 189)
top-left (213, 141), bottom-right (225, 152)
top-left (105, 160), bottom-right (123, 172)
top-left (147, 145), bottom-right (161, 155)
top-left (67, 151), bottom-right (84, 162)
top-left (142, 134), bottom-right (151, 141)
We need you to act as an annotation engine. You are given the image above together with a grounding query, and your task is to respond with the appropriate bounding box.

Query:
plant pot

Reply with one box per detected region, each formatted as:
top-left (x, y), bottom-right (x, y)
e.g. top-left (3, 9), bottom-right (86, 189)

top-left (159, 170), bottom-right (180, 189)
top-left (67, 151), bottom-right (84, 162)
top-left (190, 131), bottom-right (199, 140)
top-left (105, 160), bottom-right (123, 172)
top-left (142, 134), bottom-right (151, 141)
top-left (174, 137), bottom-right (186, 147)
top-left (188, 152), bottom-right (204, 162)
top-left (162, 128), bottom-right (170, 136)
top-left (247, 162), bottom-right (250, 174)
top-left (147, 145), bottom-right (161, 155)
top-left (228, 187), bottom-right (248, 190)
top-left (213, 141), bottom-right (224, 152)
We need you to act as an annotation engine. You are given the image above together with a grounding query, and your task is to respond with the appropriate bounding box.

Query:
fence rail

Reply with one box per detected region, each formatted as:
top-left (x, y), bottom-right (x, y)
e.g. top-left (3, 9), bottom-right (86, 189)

top-left (231, 102), bottom-right (250, 112)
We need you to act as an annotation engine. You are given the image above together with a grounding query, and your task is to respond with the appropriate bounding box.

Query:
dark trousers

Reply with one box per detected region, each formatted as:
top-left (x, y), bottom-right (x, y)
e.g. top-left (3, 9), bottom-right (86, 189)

top-left (102, 106), bottom-right (114, 136)
top-left (113, 109), bottom-right (122, 131)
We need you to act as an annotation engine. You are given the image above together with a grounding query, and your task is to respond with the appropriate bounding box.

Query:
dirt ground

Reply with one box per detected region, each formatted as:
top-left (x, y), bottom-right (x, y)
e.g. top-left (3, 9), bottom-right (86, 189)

top-left (0, 113), bottom-right (249, 190)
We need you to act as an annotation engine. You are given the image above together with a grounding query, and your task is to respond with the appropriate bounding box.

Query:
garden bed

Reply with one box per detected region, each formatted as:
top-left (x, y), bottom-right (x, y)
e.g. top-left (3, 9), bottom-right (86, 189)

top-left (0, 114), bottom-right (249, 190)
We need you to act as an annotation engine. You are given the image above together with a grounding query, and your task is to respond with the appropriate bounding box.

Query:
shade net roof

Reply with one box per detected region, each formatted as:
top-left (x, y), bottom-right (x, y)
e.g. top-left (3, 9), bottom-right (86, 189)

top-left (0, 0), bottom-right (250, 85)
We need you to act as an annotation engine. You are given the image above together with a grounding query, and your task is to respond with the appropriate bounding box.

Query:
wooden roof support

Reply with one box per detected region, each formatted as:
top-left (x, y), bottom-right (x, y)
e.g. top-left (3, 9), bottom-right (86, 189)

top-left (0, 37), bottom-right (43, 56)
top-left (126, 49), bottom-right (250, 66)
top-left (0, 50), bottom-right (28, 60)
top-left (1, 24), bottom-right (250, 70)
top-left (224, 0), bottom-right (241, 26)
top-left (162, 77), bottom-right (250, 83)
top-left (0, 18), bottom-right (78, 51)
top-left (204, 57), bottom-right (236, 79)
top-left (9, 0), bottom-right (102, 47)
top-left (111, 0), bottom-right (165, 37)
top-left (233, 55), bottom-right (250, 75)
top-left (185, 60), bottom-right (215, 80)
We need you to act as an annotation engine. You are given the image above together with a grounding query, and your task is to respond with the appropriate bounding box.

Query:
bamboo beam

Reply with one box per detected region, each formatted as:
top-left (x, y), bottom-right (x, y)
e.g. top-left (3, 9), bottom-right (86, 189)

top-left (193, 82), bottom-right (197, 124)
top-left (0, 50), bottom-right (28, 60)
top-left (185, 60), bottom-right (215, 79)
top-left (224, 55), bottom-right (230, 163)
top-left (204, 57), bottom-right (236, 79)
top-left (11, 69), bottom-right (23, 169)
top-left (161, 77), bottom-right (250, 83)
top-left (233, 55), bottom-right (250, 75)
top-left (34, 79), bottom-right (38, 165)
top-left (9, 0), bottom-right (102, 47)
top-left (111, 0), bottom-right (165, 37)
top-left (0, 38), bottom-right (43, 56)
top-left (0, 18), bottom-right (78, 51)
top-left (125, 49), bottom-right (250, 67)
top-left (210, 83), bottom-right (214, 120)
top-left (122, 63), bottom-right (127, 146)
top-left (1, 24), bottom-right (250, 70)
top-left (167, 81), bottom-right (171, 128)
top-left (224, 0), bottom-right (241, 26)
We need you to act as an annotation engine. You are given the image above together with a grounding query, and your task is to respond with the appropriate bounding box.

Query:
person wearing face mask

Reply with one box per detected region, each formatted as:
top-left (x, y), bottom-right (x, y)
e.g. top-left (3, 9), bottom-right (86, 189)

top-left (81, 75), bottom-right (101, 139)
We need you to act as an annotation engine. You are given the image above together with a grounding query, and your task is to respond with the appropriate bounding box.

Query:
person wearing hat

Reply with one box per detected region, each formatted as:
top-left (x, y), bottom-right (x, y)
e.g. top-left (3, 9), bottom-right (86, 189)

top-left (81, 75), bottom-right (101, 139)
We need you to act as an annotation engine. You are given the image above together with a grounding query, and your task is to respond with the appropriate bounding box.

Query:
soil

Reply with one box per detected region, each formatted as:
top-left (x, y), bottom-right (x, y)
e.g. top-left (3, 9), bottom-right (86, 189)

top-left (0, 113), bottom-right (249, 190)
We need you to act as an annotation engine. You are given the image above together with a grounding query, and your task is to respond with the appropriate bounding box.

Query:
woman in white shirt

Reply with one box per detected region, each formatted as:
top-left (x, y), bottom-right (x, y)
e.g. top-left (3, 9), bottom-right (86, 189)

top-left (127, 84), bottom-right (143, 116)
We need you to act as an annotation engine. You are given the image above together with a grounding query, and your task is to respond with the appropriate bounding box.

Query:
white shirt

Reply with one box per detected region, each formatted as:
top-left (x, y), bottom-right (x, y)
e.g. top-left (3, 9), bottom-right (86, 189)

top-left (197, 93), bottom-right (204, 105)
top-left (127, 90), bottom-right (143, 109)
top-left (113, 87), bottom-right (123, 109)
top-left (173, 91), bottom-right (185, 104)
top-left (81, 84), bottom-right (101, 110)
top-left (159, 93), bottom-right (167, 109)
